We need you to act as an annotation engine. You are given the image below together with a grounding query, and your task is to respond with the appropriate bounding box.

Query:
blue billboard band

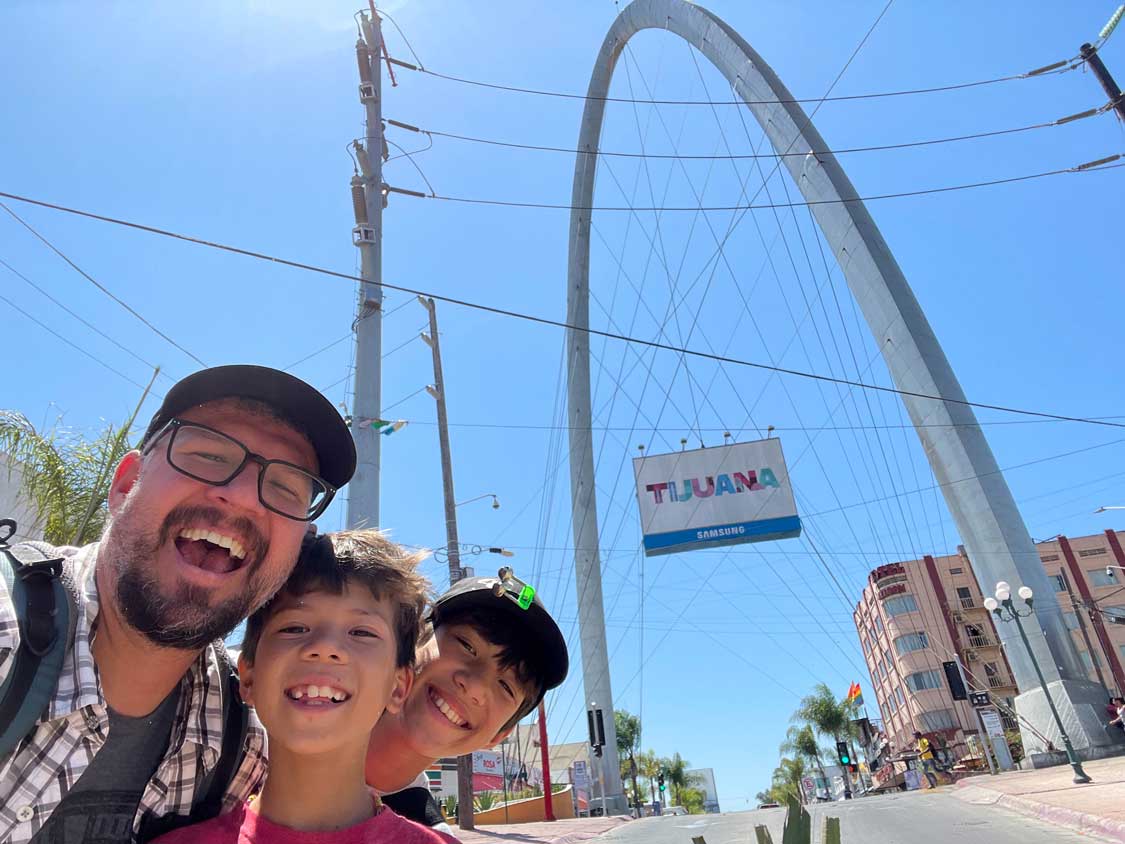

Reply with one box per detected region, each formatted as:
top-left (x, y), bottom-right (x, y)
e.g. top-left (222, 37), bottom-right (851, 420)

top-left (642, 515), bottom-right (802, 557)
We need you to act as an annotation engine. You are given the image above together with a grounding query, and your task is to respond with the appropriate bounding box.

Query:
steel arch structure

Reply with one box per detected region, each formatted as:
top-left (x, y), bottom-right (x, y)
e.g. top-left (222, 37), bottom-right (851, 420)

top-left (566, 0), bottom-right (1107, 804)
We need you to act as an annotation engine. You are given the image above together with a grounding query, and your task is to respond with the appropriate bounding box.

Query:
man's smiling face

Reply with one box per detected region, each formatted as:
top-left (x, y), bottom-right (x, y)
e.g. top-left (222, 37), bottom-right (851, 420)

top-left (99, 399), bottom-right (317, 649)
top-left (398, 622), bottom-right (532, 759)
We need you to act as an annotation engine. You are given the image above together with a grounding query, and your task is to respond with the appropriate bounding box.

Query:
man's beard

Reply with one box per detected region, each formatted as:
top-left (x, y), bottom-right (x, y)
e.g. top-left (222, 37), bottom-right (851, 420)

top-left (107, 502), bottom-right (274, 651)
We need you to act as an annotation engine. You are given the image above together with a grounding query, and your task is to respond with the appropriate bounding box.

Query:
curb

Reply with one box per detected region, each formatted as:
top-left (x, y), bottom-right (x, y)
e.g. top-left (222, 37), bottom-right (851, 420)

top-left (953, 781), bottom-right (1125, 844)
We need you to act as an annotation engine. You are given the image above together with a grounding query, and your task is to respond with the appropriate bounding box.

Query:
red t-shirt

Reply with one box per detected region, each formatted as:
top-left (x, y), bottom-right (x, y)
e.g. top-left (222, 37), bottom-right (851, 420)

top-left (150, 801), bottom-right (460, 844)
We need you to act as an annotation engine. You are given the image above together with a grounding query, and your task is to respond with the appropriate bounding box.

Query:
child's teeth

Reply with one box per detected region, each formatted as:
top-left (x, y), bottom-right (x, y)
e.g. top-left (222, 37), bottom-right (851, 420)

top-left (308, 685), bottom-right (320, 698)
top-left (292, 688), bottom-right (303, 699)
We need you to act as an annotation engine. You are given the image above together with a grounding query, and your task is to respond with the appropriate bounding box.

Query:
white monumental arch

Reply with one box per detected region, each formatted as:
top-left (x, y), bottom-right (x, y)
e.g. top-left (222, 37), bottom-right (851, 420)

top-left (566, 2), bottom-right (1113, 810)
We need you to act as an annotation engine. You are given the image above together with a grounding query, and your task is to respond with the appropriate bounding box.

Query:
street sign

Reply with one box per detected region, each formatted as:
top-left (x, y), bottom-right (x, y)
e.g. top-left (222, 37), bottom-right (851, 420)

top-left (969, 690), bottom-right (991, 707)
top-left (632, 437), bottom-right (801, 556)
top-left (942, 661), bottom-right (968, 700)
top-left (801, 777), bottom-right (815, 797)
top-left (979, 708), bottom-right (1006, 739)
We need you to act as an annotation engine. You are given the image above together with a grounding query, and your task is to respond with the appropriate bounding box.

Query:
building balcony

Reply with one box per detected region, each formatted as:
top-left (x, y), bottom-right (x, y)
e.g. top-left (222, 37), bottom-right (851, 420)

top-left (959, 596), bottom-right (977, 610)
top-left (986, 675), bottom-right (1014, 690)
top-left (966, 634), bottom-right (996, 649)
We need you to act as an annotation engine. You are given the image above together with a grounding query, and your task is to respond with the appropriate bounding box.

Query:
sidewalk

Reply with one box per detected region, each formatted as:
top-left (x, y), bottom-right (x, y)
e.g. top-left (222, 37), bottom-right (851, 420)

top-left (454, 817), bottom-right (631, 844)
top-left (953, 755), bottom-right (1125, 842)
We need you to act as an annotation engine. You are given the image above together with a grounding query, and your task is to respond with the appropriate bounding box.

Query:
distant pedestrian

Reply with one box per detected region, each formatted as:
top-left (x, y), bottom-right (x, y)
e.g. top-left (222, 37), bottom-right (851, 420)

top-left (1108, 697), bottom-right (1125, 732)
top-left (913, 731), bottom-right (940, 788)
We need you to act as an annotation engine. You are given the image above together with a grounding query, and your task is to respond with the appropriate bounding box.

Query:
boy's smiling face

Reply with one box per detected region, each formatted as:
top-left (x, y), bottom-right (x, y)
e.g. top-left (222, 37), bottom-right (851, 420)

top-left (239, 584), bottom-right (412, 757)
top-left (397, 622), bottom-right (533, 758)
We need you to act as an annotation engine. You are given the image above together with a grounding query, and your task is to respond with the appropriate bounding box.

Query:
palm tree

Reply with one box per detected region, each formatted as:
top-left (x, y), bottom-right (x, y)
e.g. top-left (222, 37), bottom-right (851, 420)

top-left (661, 752), bottom-right (703, 808)
top-left (614, 709), bottom-right (644, 812)
top-left (780, 723), bottom-right (826, 798)
top-left (636, 749), bottom-right (661, 804)
top-left (769, 756), bottom-right (807, 805)
top-left (793, 682), bottom-right (859, 797)
top-left (0, 373), bottom-right (155, 546)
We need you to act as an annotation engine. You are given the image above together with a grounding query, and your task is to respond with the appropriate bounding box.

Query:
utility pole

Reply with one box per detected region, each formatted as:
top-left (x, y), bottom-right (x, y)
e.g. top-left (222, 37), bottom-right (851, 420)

top-left (418, 295), bottom-right (474, 829)
top-left (347, 5), bottom-right (386, 529)
top-left (1082, 7), bottom-right (1125, 122)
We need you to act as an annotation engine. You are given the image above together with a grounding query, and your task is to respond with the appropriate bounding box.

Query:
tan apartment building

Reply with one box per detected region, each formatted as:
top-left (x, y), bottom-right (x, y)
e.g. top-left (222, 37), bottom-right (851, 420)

top-left (853, 529), bottom-right (1125, 761)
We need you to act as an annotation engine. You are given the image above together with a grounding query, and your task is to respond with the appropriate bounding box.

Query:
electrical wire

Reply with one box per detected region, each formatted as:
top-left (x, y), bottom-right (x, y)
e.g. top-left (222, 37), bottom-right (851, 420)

top-left (391, 106), bottom-right (1107, 161)
top-left (0, 291), bottom-right (164, 396)
top-left (2, 188), bottom-right (1123, 431)
top-left (0, 201), bottom-right (207, 368)
top-left (412, 60), bottom-right (1078, 107)
top-left (0, 256), bottom-right (175, 383)
top-left (410, 157), bottom-right (1124, 211)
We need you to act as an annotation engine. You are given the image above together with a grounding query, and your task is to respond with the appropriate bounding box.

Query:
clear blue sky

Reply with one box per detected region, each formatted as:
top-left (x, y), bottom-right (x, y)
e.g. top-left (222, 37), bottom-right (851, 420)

top-left (3, 0), bottom-right (1123, 808)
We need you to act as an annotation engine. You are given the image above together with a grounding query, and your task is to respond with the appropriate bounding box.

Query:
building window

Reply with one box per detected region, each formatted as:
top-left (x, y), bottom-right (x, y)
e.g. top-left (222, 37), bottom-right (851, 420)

top-left (1052, 573), bottom-right (1068, 592)
top-left (894, 632), bottom-right (930, 655)
top-left (875, 616), bottom-right (885, 634)
top-left (1119, 644), bottom-right (1125, 663)
top-left (895, 687), bottom-right (906, 707)
top-left (1040, 554), bottom-right (1060, 563)
top-left (949, 567), bottom-right (963, 575)
top-left (887, 693), bottom-right (898, 713)
top-left (1078, 548), bottom-right (1107, 558)
top-left (919, 709), bottom-right (957, 731)
top-left (1078, 650), bottom-right (1099, 671)
top-left (956, 586), bottom-right (975, 609)
top-left (905, 669), bottom-right (944, 692)
top-left (884, 594), bottom-right (919, 616)
top-left (1091, 568), bottom-right (1119, 587)
top-left (1063, 612), bottom-right (1080, 631)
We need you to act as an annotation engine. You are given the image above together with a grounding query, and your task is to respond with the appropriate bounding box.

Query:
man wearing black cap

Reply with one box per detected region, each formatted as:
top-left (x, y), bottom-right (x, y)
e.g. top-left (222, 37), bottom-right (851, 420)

top-left (0, 365), bottom-right (354, 844)
top-left (365, 569), bottom-right (568, 832)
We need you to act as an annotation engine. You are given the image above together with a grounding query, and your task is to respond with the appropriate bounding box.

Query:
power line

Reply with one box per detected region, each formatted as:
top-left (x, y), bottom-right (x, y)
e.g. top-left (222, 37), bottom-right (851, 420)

top-left (406, 57), bottom-right (1079, 107)
top-left (2, 187), bottom-right (1124, 431)
top-left (389, 105), bottom-right (1107, 161)
top-left (406, 156), bottom-right (1124, 211)
top-left (0, 291), bottom-right (163, 396)
top-left (0, 201), bottom-right (207, 368)
top-left (0, 256), bottom-right (176, 383)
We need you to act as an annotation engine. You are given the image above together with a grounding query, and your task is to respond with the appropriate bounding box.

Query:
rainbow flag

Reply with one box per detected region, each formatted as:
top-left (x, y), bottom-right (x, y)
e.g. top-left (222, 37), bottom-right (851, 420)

top-left (846, 682), bottom-right (864, 707)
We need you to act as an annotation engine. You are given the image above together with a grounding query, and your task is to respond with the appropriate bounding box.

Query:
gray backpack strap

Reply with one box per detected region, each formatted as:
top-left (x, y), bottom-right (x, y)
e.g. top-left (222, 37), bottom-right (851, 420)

top-left (0, 519), bottom-right (74, 759)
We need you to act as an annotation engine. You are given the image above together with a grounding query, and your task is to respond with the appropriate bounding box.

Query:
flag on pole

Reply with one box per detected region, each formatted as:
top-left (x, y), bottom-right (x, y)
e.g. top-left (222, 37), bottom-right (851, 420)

top-left (846, 682), bottom-right (863, 707)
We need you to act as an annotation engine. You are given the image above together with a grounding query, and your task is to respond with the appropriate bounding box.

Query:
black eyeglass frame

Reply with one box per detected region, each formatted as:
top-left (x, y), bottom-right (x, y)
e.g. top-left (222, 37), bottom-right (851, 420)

top-left (143, 418), bottom-right (336, 522)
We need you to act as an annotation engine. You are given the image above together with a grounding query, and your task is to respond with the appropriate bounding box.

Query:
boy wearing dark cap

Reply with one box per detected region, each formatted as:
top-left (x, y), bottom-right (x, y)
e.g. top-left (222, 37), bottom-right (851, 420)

top-left (365, 569), bottom-right (568, 830)
top-left (0, 365), bottom-right (354, 843)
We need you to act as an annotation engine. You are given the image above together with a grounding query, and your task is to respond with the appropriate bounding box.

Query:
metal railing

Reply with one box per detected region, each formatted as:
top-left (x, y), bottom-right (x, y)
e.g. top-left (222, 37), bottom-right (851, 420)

top-left (967, 634), bottom-right (994, 648)
top-left (987, 675), bottom-right (1011, 689)
top-left (959, 596), bottom-right (976, 609)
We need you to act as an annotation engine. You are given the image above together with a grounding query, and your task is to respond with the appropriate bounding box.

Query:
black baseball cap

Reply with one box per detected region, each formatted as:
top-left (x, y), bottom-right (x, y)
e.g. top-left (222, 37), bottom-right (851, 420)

top-left (141, 365), bottom-right (356, 488)
top-left (430, 573), bottom-right (568, 704)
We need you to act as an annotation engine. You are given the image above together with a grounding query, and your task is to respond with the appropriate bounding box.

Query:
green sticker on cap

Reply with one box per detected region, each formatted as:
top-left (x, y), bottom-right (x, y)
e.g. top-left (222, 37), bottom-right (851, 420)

top-left (517, 584), bottom-right (536, 610)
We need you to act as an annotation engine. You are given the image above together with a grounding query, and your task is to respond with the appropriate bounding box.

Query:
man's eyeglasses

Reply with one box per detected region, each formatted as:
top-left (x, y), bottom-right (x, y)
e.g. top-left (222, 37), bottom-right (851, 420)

top-left (144, 419), bottom-right (335, 521)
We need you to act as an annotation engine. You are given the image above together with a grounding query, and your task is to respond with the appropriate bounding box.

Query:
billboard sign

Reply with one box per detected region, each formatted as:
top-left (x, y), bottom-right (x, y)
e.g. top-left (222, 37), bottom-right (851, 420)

top-left (633, 438), bottom-right (800, 556)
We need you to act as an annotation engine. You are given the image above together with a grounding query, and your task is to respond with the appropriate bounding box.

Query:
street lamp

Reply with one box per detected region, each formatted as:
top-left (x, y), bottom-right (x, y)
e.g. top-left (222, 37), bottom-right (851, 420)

top-left (456, 492), bottom-right (500, 510)
top-left (984, 582), bottom-right (1092, 784)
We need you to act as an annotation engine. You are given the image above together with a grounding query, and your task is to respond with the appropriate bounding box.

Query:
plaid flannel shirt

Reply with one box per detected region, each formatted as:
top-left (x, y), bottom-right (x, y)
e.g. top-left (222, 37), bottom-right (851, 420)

top-left (0, 541), bottom-right (267, 843)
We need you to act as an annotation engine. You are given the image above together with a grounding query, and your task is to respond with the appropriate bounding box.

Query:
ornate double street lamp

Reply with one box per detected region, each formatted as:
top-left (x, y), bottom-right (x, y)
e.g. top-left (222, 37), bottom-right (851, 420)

top-left (984, 582), bottom-right (1091, 784)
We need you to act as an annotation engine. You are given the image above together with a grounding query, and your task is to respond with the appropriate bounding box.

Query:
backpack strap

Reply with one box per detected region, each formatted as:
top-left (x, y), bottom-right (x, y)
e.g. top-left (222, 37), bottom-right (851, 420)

top-left (192, 643), bottom-right (249, 820)
top-left (0, 519), bottom-right (72, 759)
top-left (136, 643), bottom-right (250, 842)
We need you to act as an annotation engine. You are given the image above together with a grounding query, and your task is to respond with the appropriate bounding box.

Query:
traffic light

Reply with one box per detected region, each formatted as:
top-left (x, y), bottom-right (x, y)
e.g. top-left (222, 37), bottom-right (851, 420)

top-left (835, 741), bottom-right (851, 766)
top-left (848, 762), bottom-right (858, 774)
top-left (658, 772), bottom-right (666, 793)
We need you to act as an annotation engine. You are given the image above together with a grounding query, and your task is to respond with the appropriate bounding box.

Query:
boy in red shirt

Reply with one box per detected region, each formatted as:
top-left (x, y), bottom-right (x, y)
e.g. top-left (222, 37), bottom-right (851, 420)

top-left (154, 530), bottom-right (457, 843)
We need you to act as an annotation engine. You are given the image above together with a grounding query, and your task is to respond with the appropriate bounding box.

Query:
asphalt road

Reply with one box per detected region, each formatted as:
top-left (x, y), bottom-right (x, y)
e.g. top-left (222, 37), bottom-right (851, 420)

top-left (598, 788), bottom-right (1093, 844)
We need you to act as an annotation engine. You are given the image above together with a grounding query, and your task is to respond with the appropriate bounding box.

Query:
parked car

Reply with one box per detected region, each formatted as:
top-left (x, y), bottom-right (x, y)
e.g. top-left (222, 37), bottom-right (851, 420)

top-left (757, 802), bottom-right (781, 809)
top-left (664, 806), bottom-right (688, 816)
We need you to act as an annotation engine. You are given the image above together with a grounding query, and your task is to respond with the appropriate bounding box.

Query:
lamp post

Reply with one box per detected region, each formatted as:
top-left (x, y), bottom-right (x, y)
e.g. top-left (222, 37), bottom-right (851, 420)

top-left (984, 582), bottom-right (1092, 784)
top-left (457, 493), bottom-right (501, 510)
